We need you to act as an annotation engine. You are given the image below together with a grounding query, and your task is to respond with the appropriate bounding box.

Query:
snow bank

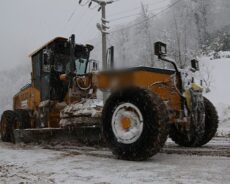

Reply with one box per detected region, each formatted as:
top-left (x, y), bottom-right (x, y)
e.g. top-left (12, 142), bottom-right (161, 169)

top-left (200, 53), bottom-right (230, 135)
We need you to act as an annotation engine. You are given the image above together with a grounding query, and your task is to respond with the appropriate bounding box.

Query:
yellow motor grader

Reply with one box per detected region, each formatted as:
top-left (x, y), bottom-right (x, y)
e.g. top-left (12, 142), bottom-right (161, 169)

top-left (0, 35), bottom-right (218, 161)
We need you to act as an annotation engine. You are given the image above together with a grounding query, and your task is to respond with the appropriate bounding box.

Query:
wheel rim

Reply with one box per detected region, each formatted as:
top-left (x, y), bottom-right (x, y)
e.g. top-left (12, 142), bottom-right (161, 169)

top-left (111, 102), bottom-right (144, 144)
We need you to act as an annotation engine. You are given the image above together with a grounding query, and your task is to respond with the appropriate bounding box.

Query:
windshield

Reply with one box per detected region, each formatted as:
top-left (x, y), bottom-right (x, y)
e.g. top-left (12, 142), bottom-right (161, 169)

top-left (75, 58), bottom-right (88, 75)
top-left (54, 54), bottom-right (70, 73)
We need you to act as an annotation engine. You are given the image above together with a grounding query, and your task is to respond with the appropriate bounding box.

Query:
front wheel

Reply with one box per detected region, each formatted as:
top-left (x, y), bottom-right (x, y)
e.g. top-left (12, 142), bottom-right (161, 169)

top-left (169, 97), bottom-right (219, 147)
top-left (102, 87), bottom-right (169, 161)
top-left (197, 97), bottom-right (219, 146)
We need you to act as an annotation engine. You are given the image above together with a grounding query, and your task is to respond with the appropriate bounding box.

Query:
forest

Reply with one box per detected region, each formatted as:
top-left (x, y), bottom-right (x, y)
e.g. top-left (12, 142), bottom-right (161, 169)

top-left (0, 0), bottom-right (230, 112)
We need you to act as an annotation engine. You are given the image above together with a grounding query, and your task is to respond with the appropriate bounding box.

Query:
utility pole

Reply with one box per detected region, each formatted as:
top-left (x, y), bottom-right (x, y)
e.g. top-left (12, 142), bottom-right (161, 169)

top-left (90, 0), bottom-right (113, 103)
top-left (79, 0), bottom-right (113, 102)
top-left (91, 0), bottom-right (113, 71)
top-left (101, 2), bottom-right (107, 70)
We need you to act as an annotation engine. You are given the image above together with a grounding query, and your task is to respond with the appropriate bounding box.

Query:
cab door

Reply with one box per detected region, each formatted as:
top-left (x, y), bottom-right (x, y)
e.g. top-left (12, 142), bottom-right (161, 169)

top-left (40, 49), bottom-right (51, 101)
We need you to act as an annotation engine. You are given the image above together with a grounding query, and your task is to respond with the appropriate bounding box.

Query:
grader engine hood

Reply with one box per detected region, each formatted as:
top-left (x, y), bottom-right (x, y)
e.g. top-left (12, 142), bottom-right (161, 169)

top-left (93, 67), bottom-right (177, 90)
top-left (59, 66), bottom-right (182, 128)
top-left (93, 66), bottom-right (181, 113)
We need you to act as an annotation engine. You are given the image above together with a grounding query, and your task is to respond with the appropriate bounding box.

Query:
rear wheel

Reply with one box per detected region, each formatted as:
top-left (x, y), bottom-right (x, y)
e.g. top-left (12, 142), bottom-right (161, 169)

top-left (0, 110), bottom-right (16, 142)
top-left (15, 109), bottom-right (31, 129)
top-left (102, 87), bottom-right (169, 161)
top-left (0, 110), bottom-right (31, 142)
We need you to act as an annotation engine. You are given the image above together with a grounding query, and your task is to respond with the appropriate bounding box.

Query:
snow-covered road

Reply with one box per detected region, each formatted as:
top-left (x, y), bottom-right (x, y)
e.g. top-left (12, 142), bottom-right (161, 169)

top-left (0, 140), bottom-right (229, 184)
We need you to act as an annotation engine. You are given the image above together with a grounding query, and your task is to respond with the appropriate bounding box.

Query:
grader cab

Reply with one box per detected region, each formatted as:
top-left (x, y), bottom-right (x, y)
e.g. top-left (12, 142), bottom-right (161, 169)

top-left (0, 35), bottom-right (218, 161)
top-left (1, 35), bottom-right (94, 137)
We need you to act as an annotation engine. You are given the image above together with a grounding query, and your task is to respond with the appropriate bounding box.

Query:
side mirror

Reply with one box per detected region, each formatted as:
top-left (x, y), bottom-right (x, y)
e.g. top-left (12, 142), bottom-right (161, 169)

top-left (107, 46), bottom-right (114, 69)
top-left (92, 61), bottom-right (98, 71)
top-left (88, 59), bottom-right (99, 72)
top-left (191, 59), bottom-right (199, 72)
top-left (154, 42), bottom-right (167, 56)
top-left (78, 58), bottom-right (85, 63)
top-left (86, 44), bottom-right (94, 52)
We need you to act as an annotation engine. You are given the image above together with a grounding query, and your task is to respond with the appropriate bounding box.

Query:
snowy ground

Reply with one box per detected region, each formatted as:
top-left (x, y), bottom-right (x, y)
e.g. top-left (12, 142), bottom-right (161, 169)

top-left (0, 54), bottom-right (230, 184)
top-left (0, 140), bottom-right (229, 184)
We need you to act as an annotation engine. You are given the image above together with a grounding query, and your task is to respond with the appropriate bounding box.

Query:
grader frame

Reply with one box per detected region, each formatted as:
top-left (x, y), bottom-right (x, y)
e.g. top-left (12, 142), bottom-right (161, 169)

top-left (0, 35), bottom-right (219, 161)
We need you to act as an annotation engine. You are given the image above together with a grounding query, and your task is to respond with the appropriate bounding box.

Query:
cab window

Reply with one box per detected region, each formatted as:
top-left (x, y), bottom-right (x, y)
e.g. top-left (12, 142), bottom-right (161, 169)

top-left (75, 58), bottom-right (88, 75)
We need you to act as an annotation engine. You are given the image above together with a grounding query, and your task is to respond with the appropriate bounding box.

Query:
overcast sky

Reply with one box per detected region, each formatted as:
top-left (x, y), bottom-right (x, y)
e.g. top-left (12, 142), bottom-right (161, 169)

top-left (0, 0), bottom-right (170, 70)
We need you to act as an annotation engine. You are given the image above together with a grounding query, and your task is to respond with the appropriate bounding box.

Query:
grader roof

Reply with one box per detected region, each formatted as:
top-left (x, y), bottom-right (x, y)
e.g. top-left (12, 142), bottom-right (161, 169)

top-left (29, 37), bottom-right (67, 57)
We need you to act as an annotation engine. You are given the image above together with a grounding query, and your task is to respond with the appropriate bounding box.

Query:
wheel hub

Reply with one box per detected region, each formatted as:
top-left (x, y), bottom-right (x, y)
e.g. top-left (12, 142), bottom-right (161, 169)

top-left (120, 116), bottom-right (131, 130)
top-left (111, 103), bottom-right (144, 144)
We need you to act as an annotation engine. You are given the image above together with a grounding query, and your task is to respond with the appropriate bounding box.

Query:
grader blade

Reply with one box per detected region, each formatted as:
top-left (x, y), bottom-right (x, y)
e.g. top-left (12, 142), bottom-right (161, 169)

top-left (14, 126), bottom-right (104, 146)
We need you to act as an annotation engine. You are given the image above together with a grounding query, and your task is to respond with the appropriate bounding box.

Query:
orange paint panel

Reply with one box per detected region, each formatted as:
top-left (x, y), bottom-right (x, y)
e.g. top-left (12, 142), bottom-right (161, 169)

top-left (13, 87), bottom-right (40, 111)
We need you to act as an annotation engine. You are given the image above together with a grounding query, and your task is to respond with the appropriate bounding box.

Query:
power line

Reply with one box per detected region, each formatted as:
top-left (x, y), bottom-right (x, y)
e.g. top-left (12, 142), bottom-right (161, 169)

top-left (79, 0), bottom-right (91, 6)
top-left (61, 4), bottom-right (81, 32)
top-left (109, 0), bottom-right (169, 17)
top-left (111, 0), bottom-right (182, 33)
top-left (88, 4), bottom-right (99, 9)
top-left (79, 0), bottom-right (100, 9)
top-left (67, 5), bottom-right (79, 22)
top-left (81, 11), bottom-right (99, 38)
top-left (110, 13), bottom-right (141, 22)
top-left (70, 7), bottom-right (91, 34)
top-left (109, 6), bottom-right (169, 22)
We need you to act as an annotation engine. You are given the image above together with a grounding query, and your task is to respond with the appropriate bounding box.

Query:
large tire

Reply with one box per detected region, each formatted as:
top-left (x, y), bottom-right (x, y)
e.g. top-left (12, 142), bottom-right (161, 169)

top-left (169, 97), bottom-right (218, 147)
top-left (102, 87), bottom-right (169, 161)
top-left (197, 97), bottom-right (219, 146)
top-left (0, 110), bottom-right (16, 142)
top-left (15, 109), bottom-right (31, 129)
top-left (169, 121), bottom-right (201, 147)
